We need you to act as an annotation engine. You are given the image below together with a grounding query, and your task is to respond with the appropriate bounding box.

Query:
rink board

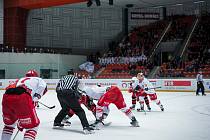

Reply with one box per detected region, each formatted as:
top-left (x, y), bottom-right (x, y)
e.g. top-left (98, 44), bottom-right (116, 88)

top-left (0, 79), bottom-right (210, 92)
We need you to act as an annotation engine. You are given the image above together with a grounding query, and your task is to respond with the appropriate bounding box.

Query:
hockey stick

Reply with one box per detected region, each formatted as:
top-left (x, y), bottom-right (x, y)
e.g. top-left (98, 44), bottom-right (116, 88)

top-left (38, 101), bottom-right (55, 109)
top-left (143, 110), bottom-right (147, 115)
top-left (146, 86), bottom-right (162, 90)
top-left (12, 130), bottom-right (19, 140)
top-left (133, 86), bottom-right (162, 93)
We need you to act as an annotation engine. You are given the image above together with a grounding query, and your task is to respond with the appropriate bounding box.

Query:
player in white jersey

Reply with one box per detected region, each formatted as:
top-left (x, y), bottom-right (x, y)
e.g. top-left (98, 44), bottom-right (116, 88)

top-left (136, 73), bottom-right (164, 111)
top-left (1, 70), bottom-right (47, 140)
top-left (129, 77), bottom-right (151, 111)
top-left (82, 85), bottom-right (139, 128)
top-left (16, 71), bottom-right (47, 102)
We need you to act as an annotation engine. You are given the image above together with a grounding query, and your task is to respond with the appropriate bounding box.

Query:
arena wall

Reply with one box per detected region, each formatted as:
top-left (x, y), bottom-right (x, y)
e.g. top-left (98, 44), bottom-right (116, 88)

top-left (26, 5), bottom-right (122, 50)
top-left (0, 53), bottom-right (86, 78)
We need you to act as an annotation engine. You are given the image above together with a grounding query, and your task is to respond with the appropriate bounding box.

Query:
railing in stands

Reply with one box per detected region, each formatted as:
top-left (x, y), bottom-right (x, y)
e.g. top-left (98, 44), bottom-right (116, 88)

top-left (180, 17), bottom-right (199, 59)
top-left (148, 21), bottom-right (172, 62)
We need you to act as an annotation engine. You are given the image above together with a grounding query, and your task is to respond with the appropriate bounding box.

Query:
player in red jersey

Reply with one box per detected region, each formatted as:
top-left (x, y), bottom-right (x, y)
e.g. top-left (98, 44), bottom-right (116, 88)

top-left (1, 70), bottom-right (47, 140)
top-left (82, 85), bottom-right (140, 128)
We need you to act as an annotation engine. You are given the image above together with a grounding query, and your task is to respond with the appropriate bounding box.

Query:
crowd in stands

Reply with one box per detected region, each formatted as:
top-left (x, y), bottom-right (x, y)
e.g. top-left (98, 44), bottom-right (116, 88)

top-left (87, 16), bottom-right (201, 79)
top-left (2, 14), bottom-right (209, 79)
top-left (163, 15), bottom-right (195, 42)
top-left (187, 15), bottom-right (210, 61)
top-left (0, 45), bottom-right (72, 54)
top-left (87, 20), bottom-right (168, 79)
top-left (75, 71), bottom-right (92, 79)
top-left (95, 63), bottom-right (151, 79)
top-left (157, 15), bottom-right (210, 78)
top-left (98, 54), bottom-right (147, 66)
top-left (156, 59), bottom-right (210, 78)
top-left (74, 64), bottom-right (101, 79)
top-left (117, 20), bottom-right (168, 57)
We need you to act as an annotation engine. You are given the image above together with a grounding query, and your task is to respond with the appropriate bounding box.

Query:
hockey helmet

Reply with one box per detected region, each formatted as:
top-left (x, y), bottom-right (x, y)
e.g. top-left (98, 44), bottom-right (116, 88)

top-left (25, 70), bottom-right (39, 77)
top-left (137, 72), bottom-right (144, 77)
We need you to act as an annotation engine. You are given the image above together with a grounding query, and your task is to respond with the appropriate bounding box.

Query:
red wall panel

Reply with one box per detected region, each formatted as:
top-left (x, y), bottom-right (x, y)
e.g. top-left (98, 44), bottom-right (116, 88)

top-left (5, 0), bottom-right (86, 9)
top-left (4, 0), bottom-right (86, 49)
top-left (4, 8), bottom-right (28, 48)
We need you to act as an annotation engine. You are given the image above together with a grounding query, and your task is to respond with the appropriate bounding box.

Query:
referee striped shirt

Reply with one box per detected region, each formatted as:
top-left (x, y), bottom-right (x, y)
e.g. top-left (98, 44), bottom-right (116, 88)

top-left (58, 75), bottom-right (79, 90)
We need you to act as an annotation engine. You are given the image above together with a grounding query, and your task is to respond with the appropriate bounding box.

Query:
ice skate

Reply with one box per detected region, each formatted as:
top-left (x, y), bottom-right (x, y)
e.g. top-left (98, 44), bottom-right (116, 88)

top-left (130, 117), bottom-right (140, 127)
top-left (130, 105), bottom-right (136, 110)
top-left (53, 122), bottom-right (64, 129)
top-left (137, 108), bottom-right (144, 112)
top-left (160, 105), bottom-right (164, 111)
top-left (147, 105), bottom-right (151, 111)
top-left (90, 119), bottom-right (103, 130)
top-left (63, 120), bottom-right (71, 126)
top-left (137, 105), bottom-right (144, 112)
top-left (62, 116), bottom-right (71, 126)
top-left (83, 126), bottom-right (95, 134)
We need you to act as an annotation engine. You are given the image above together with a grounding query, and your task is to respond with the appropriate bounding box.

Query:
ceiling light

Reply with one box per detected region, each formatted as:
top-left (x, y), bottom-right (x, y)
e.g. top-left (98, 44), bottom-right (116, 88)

top-left (194, 1), bottom-right (205, 4)
top-left (175, 3), bottom-right (183, 6)
top-left (153, 6), bottom-right (163, 8)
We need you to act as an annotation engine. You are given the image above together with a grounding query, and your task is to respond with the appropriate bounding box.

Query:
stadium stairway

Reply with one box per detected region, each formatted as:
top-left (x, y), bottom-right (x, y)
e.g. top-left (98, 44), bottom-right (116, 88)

top-left (179, 17), bottom-right (199, 59)
top-left (148, 66), bottom-right (160, 78)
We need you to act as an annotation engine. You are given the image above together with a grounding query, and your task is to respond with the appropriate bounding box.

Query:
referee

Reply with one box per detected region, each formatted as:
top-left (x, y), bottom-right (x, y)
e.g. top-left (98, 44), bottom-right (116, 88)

top-left (196, 71), bottom-right (206, 96)
top-left (53, 69), bottom-right (94, 134)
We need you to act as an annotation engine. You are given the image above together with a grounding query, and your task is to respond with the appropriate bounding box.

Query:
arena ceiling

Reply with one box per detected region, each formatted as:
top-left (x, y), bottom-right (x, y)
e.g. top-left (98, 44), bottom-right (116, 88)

top-left (5, 0), bottom-right (209, 9)
top-left (98, 0), bottom-right (206, 8)
top-left (71, 0), bottom-right (209, 8)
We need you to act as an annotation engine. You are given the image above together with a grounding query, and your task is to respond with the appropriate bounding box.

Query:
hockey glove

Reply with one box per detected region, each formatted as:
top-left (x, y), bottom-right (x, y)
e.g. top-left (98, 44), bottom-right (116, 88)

top-left (128, 88), bottom-right (133, 93)
top-left (33, 93), bottom-right (41, 101)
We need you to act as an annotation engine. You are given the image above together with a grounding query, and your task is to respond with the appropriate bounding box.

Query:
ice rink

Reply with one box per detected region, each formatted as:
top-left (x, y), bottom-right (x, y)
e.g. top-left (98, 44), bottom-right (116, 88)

top-left (0, 90), bottom-right (210, 140)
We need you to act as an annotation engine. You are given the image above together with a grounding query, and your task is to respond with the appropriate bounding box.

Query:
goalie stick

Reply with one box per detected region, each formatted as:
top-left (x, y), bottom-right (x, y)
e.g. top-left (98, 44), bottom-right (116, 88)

top-left (38, 101), bottom-right (55, 109)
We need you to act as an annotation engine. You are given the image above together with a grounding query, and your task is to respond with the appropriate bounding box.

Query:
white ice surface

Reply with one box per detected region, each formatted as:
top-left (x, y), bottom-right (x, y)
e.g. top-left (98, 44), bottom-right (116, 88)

top-left (0, 91), bottom-right (210, 140)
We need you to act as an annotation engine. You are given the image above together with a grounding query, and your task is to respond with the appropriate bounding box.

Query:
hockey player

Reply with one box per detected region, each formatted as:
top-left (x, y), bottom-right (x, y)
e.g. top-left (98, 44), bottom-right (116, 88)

top-left (136, 73), bottom-right (164, 111)
top-left (1, 70), bottom-right (47, 140)
top-left (135, 89), bottom-right (151, 112)
top-left (128, 78), bottom-right (139, 110)
top-left (128, 77), bottom-right (151, 111)
top-left (82, 85), bottom-right (140, 128)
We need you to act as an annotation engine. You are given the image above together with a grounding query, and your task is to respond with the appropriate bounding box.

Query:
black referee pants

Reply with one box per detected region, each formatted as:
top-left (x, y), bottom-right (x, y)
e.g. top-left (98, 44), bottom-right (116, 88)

top-left (54, 89), bottom-right (89, 128)
top-left (196, 82), bottom-right (205, 95)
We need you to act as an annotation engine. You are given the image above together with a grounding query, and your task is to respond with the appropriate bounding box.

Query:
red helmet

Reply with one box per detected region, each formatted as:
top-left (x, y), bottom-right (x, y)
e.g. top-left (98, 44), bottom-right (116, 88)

top-left (25, 70), bottom-right (39, 77)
